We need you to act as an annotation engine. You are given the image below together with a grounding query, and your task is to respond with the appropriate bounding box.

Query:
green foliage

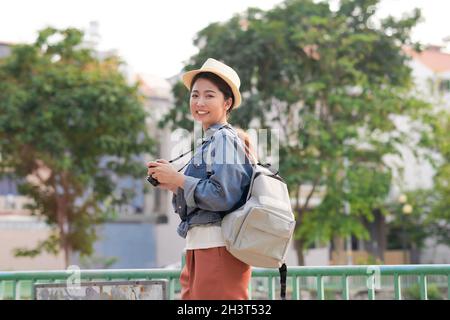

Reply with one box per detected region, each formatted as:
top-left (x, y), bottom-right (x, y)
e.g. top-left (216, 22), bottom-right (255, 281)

top-left (390, 187), bottom-right (450, 250)
top-left (161, 0), bottom-right (436, 258)
top-left (13, 232), bottom-right (60, 257)
top-left (323, 288), bottom-right (339, 300)
top-left (405, 283), bottom-right (443, 300)
top-left (421, 111), bottom-right (450, 245)
top-left (0, 27), bottom-right (154, 261)
top-left (386, 110), bottom-right (450, 249)
top-left (354, 254), bottom-right (383, 265)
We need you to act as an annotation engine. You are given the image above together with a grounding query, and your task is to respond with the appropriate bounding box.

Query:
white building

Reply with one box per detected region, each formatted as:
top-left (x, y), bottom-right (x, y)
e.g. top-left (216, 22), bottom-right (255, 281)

top-left (403, 45), bottom-right (450, 264)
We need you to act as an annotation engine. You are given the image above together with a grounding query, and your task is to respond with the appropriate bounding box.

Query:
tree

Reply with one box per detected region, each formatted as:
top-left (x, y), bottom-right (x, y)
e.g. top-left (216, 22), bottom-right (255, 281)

top-left (385, 192), bottom-right (428, 263)
top-left (383, 79), bottom-right (450, 263)
top-left (0, 27), bottom-right (154, 267)
top-left (162, 0), bottom-right (435, 264)
top-left (423, 110), bottom-right (450, 247)
top-left (397, 110), bottom-right (450, 260)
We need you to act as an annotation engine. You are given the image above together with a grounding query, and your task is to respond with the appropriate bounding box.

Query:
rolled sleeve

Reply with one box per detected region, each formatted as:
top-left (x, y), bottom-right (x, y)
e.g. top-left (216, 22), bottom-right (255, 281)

top-left (172, 187), bottom-right (186, 214)
top-left (183, 175), bottom-right (201, 207)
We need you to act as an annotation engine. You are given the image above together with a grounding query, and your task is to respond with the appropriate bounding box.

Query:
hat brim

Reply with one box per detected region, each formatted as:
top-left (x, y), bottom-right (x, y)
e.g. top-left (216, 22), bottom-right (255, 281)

top-left (182, 68), bottom-right (242, 108)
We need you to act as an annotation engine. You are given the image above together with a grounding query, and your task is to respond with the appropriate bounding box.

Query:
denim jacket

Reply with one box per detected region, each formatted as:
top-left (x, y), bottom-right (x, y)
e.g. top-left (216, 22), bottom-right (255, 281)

top-left (172, 123), bottom-right (253, 238)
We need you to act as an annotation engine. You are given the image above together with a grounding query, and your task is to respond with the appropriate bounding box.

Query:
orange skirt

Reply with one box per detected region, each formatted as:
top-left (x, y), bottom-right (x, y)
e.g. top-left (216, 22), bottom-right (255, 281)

top-left (180, 246), bottom-right (252, 300)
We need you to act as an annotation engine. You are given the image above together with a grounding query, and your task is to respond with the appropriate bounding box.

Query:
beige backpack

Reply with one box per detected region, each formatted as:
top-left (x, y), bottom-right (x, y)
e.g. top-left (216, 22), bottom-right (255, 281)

top-left (221, 164), bottom-right (296, 269)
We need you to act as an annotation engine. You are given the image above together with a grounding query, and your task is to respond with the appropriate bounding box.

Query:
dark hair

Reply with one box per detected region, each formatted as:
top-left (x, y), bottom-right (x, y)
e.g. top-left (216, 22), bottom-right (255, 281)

top-left (190, 72), bottom-right (235, 116)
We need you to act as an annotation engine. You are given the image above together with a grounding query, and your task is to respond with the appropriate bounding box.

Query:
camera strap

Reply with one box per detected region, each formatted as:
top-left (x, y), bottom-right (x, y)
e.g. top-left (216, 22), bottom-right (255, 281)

top-left (169, 124), bottom-right (230, 173)
top-left (170, 142), bottom-right (203, 173)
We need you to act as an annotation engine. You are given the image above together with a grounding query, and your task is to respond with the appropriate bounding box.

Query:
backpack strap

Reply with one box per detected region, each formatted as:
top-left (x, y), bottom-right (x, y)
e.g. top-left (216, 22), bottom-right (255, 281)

top-left (205, 124), bottom-right (257, 175)
top-left (279, 263), bottom-right (287, 300)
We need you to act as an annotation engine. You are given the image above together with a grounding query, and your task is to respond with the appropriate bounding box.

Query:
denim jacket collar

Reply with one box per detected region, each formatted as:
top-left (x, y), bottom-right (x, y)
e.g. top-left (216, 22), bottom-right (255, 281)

top-left (203, 122), bottom-right (230, 141)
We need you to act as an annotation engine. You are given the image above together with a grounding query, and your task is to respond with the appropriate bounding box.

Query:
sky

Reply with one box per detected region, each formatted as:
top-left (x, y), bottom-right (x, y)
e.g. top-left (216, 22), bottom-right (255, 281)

top-left (1, 0), bottom-right (449, 78)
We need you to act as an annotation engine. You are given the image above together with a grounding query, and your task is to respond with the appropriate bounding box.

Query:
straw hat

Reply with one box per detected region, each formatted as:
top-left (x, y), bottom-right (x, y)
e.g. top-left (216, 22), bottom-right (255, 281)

top-left (182, 58), bottom-right (242, 108)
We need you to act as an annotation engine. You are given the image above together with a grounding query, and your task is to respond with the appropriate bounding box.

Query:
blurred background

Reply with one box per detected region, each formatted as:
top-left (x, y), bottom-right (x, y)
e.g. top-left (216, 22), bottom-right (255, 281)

top-left (0, 0), bottom-right (449, 280)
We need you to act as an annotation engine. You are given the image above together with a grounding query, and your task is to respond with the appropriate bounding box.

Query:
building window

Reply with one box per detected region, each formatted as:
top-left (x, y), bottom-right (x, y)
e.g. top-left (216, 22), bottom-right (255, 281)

top-left (439, 79), bottom-right (450, 93)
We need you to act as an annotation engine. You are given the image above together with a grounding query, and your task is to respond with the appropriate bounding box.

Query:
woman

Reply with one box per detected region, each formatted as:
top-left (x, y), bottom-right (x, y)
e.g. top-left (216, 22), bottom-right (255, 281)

top-left (147, 58), bottom-right (254, 300)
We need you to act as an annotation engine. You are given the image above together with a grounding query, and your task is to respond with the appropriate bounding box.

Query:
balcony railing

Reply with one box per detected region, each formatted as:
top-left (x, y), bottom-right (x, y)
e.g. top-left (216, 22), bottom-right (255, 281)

top-left (1, 264), bottom-right (449, 300)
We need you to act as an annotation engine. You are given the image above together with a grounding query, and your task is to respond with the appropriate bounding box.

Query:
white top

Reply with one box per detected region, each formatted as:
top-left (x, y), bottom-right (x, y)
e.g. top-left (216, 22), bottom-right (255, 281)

top-left (185, 225), bottom-right (226, 250)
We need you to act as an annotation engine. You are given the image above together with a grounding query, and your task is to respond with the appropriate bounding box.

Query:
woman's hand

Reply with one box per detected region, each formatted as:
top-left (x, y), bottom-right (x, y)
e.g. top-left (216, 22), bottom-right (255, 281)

top-left (147, 159), bottom-right (185, 193)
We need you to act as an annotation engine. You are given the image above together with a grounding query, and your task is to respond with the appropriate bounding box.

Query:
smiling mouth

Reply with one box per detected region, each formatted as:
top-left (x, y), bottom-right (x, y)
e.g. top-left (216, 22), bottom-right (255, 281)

top-left (196, 111), bottom-right (209, 115)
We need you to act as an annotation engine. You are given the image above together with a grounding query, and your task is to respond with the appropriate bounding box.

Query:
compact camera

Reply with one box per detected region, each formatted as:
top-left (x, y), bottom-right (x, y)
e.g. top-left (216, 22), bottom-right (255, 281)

top-left (146, 149), bottom-right (192, 188)
top-left (147, 174), bottom-right (159, 187)
top-left (147, 162), bottom-right (160, 186)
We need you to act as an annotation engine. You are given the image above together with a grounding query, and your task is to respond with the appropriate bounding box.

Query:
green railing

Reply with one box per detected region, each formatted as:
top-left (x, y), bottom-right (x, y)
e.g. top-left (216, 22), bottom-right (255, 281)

top-left (1, 264), bottom-right (449, 300)
top-left (0, 268), bottom-right (180, 300)
top-left (250, 264), bottom-right (450, 300)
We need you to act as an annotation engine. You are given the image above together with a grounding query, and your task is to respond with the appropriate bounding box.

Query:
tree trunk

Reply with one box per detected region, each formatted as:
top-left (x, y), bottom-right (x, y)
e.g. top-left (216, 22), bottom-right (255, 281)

top-left (333, 236), bottom-right (345, 265)
top-left (56, 195), bottom-right (70, 268)
top-left (293, 207), bottom-right (305, 266)
top-left (293, 180), bottom-right (320, 266)
top-left (294, 238), bottom-right (305, 266)
top-left (63, 234), bottom-right (71, 268)
top-left (375, 209), bottom-right (386, 263)
top-left (293, 184), bottom-right (305, 266)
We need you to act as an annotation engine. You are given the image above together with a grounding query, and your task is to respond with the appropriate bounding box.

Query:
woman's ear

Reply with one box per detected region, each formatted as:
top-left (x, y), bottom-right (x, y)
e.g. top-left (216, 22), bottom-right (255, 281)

top-left (225, 98), bottom-right (233, 110)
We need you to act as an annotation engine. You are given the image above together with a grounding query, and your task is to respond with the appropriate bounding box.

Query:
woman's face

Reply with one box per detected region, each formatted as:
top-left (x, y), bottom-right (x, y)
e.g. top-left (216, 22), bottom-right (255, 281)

top-left (190, 78), bottom-right (232, 130)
